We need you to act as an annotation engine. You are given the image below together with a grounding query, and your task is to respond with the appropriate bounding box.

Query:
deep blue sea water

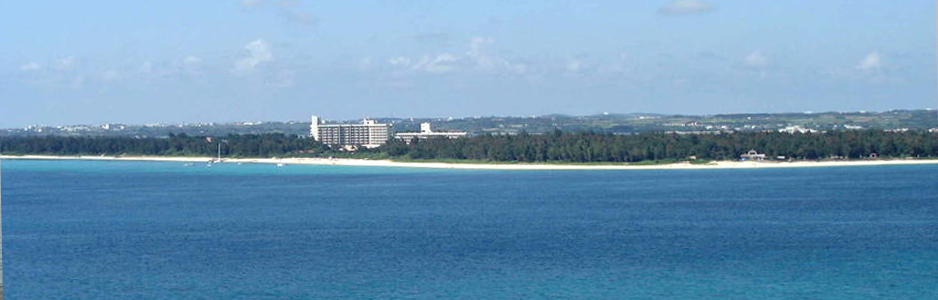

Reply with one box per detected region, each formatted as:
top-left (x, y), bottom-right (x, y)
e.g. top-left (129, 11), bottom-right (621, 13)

top-left (3, 159), bottom-right (938, 299)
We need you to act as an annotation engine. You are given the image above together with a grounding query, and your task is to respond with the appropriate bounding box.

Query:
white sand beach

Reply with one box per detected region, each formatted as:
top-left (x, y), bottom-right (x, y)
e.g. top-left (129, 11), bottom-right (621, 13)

top-left (3, 154), bottom-right (938, 170)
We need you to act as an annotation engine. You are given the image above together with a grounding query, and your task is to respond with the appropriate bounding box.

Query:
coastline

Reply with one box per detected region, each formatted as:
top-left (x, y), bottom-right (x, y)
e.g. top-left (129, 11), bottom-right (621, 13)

top-left (3, 154), bottom-right (938, 170)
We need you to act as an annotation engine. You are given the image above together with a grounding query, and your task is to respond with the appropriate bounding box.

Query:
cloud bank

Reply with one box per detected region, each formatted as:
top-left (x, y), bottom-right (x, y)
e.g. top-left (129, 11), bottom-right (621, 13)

top-left (387, 37), bottom-right (528, 76)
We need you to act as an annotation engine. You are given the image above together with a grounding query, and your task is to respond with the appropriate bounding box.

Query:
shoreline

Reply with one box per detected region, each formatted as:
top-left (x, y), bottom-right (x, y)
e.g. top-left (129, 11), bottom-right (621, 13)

top-left (3, 154), bottom-right (938, 170)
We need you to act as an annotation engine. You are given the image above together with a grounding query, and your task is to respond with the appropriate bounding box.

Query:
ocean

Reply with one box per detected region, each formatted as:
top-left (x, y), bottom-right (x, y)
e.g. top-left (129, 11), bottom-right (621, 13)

top-left (2, 159), bottom-right (937, 299)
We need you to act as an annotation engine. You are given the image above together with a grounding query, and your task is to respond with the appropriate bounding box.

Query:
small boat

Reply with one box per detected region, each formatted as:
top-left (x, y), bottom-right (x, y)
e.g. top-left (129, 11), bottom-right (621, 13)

top-left (277, 163), bottom-right (285, 167)
top-left (183, 163), bottom-right (194, 167)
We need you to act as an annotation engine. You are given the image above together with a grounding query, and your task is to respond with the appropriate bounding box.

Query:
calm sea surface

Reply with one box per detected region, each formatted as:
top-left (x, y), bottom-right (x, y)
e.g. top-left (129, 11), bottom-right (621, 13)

top-left (3, 159), bottom-right (938, 299)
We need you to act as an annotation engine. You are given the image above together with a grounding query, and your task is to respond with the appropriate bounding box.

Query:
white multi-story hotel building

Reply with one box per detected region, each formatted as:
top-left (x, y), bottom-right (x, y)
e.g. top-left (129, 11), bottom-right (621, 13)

top-left (310, 116), bottom-right (390, 149)
top-left (394, 122), bottom-right (468, 143)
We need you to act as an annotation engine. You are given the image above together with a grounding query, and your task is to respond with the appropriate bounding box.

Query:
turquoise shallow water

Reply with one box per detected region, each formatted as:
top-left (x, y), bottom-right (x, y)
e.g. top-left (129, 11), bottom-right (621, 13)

top-left (3, 159), bottom-right (938, 299)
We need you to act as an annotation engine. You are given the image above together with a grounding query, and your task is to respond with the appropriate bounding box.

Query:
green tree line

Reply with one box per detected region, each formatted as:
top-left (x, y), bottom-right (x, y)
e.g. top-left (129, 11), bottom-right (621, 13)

top-left (0, 133), bottom-right (324, 158)
top-left (2, 130), bottom-right (937, 162)
top-left (379, 130), bottom-right (938, 162)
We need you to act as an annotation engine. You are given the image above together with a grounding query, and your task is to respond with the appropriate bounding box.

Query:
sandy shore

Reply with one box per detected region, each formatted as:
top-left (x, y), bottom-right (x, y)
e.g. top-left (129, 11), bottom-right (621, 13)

top-left (3, 154), bottom-right (938, 170)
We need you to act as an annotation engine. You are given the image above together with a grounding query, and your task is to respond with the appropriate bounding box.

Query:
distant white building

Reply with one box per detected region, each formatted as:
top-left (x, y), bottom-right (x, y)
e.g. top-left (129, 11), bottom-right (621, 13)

top-left (779, 125), bottom-right (818, 134)
top-left (310, 115), bottom-right (390, 149)
top-left (394, 123), bottom-right (468, 143)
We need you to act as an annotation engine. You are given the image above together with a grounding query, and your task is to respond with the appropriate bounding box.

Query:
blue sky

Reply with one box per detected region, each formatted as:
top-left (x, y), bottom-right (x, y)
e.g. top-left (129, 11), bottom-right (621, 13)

top-left (1, 0), bottom-right (935, 127)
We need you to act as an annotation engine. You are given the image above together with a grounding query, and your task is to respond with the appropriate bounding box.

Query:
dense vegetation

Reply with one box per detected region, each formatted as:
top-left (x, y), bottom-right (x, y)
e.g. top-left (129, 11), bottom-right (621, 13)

top-left (3, 130), bottom-right (938, 163)
top-left (0, 133), bottom-right (322, 158)
top-left (379, 130), bottom-right (938, 162)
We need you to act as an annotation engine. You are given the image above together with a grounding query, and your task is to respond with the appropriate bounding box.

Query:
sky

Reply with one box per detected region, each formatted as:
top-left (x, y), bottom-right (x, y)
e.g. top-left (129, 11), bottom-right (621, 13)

top-left (1, 0), bottom-right (935, 127)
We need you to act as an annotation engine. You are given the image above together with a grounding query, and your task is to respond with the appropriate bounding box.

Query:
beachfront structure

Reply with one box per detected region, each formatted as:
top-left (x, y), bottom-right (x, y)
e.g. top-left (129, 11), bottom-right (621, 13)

top-left (310, 116), bottom-right (390, 149)
top-left (740, 150), bottom-right (767, 161)
top-left (394, 123), bottom-right (468, 143)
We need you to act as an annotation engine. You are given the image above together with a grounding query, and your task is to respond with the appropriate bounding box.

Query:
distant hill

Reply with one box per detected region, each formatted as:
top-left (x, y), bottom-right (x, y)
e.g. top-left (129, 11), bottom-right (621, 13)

top-left (3, 109), bottom-right (937, 137)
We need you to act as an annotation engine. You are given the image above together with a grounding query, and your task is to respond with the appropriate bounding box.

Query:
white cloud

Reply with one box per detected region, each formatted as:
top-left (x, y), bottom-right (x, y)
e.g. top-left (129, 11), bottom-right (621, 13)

top-left (233, 39), bottom-right (273, 74)
top-left (466, 37), bottom-right (528, 74)
top-left (391, 54), bottom-right (460, 74)
top-left (414, 53), bottom-right (460, 74)
top-left (389, 56), bottom-right (412, 67)
top-left (469, 37), bottom-right (495, 56)
top-left (857, 52), bottom-right (881, 71)
top-left (744, 51), bottom-right (768, 68)
top-left (55, 56), bottom-right (77, 71)
top-left (658, 0), bottom-right (716, 15)
top-left (101, 70), bottom-right (121, 81)
top-left (172, 56), bottom-right (203, 73)
top-left (387, 37), bottom-right (529, 76)
top-left (182, 56), bottom-right (202, 65)
top-left (467, 36), bottom-right (498, 69)
top-left (19, 62), bottom-right (41, 72)
top-left (246, 40), bottom-right (272, 61)
top-left (566, 60), bottom-right (584, 73)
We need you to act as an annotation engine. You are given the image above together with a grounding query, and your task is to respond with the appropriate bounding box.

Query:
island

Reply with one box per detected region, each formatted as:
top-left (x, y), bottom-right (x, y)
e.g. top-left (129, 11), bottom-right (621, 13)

top-left (3, 129), bottom-right (937, 170)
